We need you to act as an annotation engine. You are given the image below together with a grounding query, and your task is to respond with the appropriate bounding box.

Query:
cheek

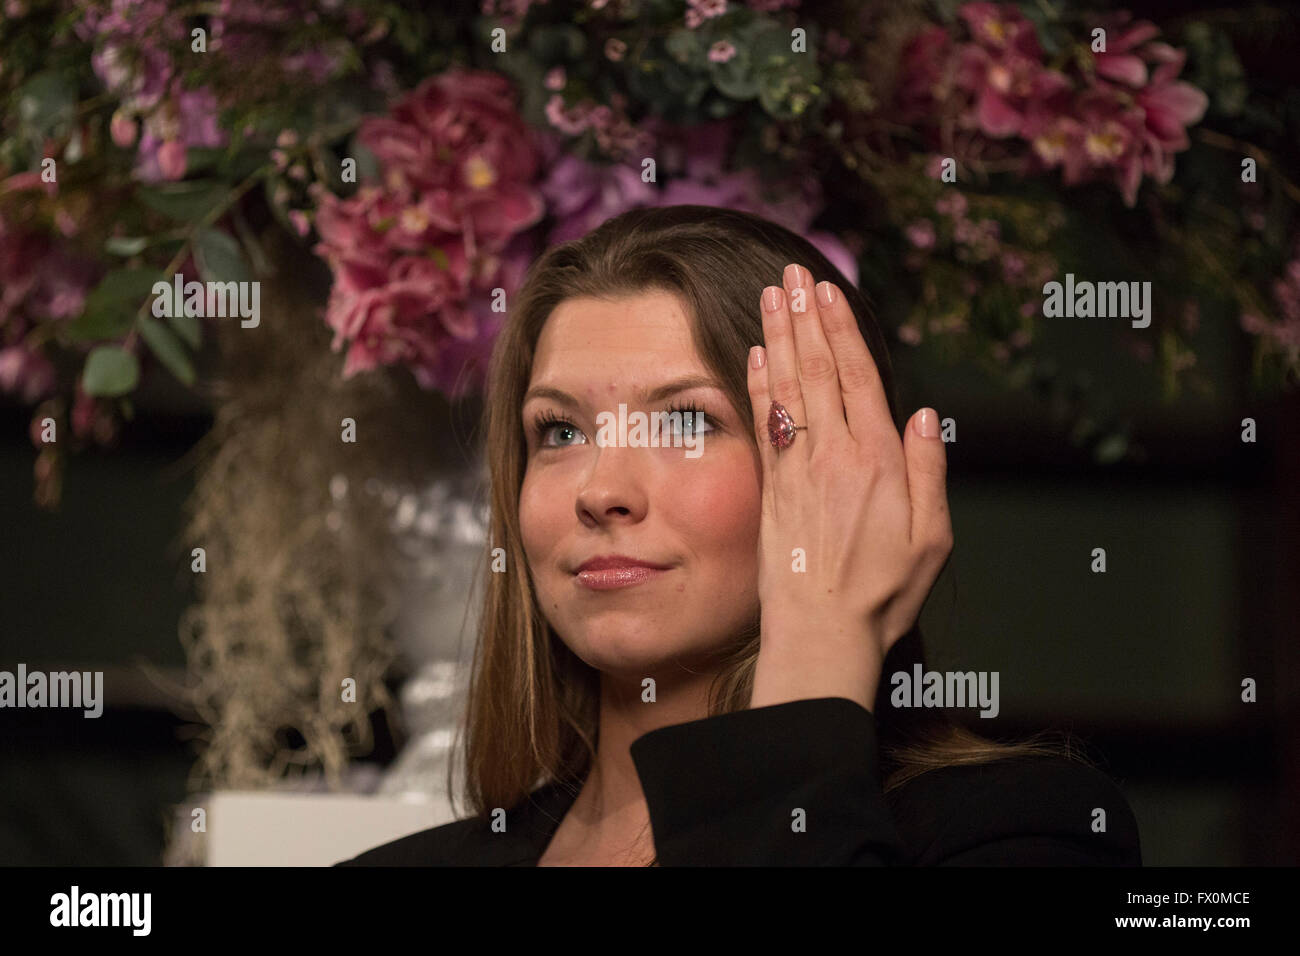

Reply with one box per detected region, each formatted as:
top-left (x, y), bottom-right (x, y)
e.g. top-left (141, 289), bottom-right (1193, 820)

top-left (519, 468), bottom-right (564, 566)
top-left (672, 447), bottom-right (761, 557)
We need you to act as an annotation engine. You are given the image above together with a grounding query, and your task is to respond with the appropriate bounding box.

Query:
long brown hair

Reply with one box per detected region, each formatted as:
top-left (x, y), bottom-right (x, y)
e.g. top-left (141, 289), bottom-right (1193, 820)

top-left (454, 204), bottom-right (1080, 827)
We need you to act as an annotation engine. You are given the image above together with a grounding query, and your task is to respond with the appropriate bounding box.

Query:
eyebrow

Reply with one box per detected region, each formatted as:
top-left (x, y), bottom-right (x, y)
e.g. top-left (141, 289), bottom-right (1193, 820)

top-left (522, 375), bottom-right (723, 407)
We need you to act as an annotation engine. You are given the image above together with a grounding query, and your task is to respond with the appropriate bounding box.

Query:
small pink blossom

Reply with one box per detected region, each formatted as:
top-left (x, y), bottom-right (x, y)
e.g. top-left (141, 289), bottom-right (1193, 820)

top-left (709, 41), bottom-right (737, 64)
top-left (110, 110), bottom-right (138, 148)
top-left (156, 140), bottom-right (187, 180)
top-left (605, 38), bottom-right (627, 61)
top-left (905, 220), bottom-right (936, 249)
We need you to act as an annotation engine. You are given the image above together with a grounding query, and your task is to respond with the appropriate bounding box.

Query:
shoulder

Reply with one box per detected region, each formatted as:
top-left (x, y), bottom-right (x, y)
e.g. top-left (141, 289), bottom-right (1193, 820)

top-left (884, 754), bottom-right (1142, 865)
top-left (334, 816), bottom-right (489, 867)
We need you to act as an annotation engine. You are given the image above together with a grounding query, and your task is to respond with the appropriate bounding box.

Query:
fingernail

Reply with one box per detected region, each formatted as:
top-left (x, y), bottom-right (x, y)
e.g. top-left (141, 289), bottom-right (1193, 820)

top-left (816, 281), bottom-right (835, 307)
top-left (749, 345), bottom-right (766, 369)
top-left (783, 263), bottom-right (805, 288)
top-left (917, 408), bottom-right (939, 438)
top-left (763, 286), bottom-right (782, 312)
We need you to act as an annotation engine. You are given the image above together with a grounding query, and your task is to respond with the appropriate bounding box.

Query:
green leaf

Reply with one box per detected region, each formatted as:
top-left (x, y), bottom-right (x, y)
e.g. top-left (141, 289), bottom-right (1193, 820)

top-left (67, 268), bottom-right (164, 341)
top-left (666, 28), bottom-right (702, 67)
top-left (136, 315), bottom-right (196, 386)
top-left (137, 179), bottom-right (228, 222)
top-left (85, 268), bottom-right (164, 312)
top-left (166, 309), bottom-right (202, 351)
top-left (105, 236), bottom-right (149, 256)
top-left (17, 71), bottom-right (76, 136)
top-left (710, 48), bottom-right (759, 100)
top-left (82, 346), bottom-right (140, 397)
top-left (65, 305), bottom-right (136, 341)
top-left (184, 146), bottom-right (226, 174)
top-left (194, 227), bottom-right (253, 284)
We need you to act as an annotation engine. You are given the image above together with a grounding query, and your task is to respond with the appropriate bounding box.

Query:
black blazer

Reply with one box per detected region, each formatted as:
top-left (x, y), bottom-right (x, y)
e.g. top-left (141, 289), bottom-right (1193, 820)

top-left (336, 697), bottom-right (1142, 866)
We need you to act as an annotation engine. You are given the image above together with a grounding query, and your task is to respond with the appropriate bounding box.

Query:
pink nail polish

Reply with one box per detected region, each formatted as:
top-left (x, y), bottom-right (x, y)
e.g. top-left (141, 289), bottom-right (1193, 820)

top-left (763, 286), bottom-right (782, 312)
top-left (749, 346), bottom-right (765, 369)
top-left (816, 281), bottom-right (835, 307)
top-left (918, 408), bottom-right (939, 438)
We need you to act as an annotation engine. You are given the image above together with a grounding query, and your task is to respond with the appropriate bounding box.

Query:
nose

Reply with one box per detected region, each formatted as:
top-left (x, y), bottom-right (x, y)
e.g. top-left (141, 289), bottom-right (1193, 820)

top-left (575, 445), bottom-right (649, 528)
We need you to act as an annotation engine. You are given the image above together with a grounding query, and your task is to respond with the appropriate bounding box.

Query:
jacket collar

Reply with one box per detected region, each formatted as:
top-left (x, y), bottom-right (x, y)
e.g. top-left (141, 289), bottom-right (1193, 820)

top-left (494, 780), bottom-right (580, 866)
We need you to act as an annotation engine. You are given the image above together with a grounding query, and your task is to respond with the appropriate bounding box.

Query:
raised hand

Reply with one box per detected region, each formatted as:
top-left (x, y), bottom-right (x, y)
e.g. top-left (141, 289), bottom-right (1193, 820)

top-left (746, 263), bottom-right (954, 713)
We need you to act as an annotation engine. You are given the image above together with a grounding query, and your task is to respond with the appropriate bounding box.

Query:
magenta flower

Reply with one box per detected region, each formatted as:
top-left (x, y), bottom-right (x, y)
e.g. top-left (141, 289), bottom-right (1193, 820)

top-left (1092, 20), bottom-right (1161, 87)
top-left (312, 69), bottom-right (545, 395)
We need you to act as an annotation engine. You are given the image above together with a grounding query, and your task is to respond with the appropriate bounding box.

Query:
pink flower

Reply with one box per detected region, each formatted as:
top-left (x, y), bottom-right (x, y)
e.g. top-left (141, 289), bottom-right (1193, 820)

top-left (313, 69), bottom-right (545, 395)
top-left (110, 110), bottom-right (138, 148)
top-left (0, 345), bottom-right (56, 403)
top-left (959, 3), bottom-right (1040, 55)
top-left (1135, 45), bottom-right (1208, 162)
top-left (156, 140), bottom-right (187, 180)
top-left (1092, 20), bottom-right (1160, 87)
top-left (905, 220), bottom-right (936, 249)
top-left (898, 325), bottom-right (922, 345)
top-left (288, 210), bottom-right (311, 237)
top-left (709, 41), bottom-right (737, 64)
top-left (605, 38), bottom-right (627, 61)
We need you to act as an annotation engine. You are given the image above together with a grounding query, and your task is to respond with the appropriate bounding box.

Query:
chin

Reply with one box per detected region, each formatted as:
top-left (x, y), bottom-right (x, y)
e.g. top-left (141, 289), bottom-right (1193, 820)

top-left (560, 619), bottom-right (719, 678)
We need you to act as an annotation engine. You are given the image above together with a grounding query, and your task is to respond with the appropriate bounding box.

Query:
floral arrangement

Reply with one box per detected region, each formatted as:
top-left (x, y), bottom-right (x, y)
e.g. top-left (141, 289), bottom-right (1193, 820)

top-left (2, 0), bottom-right (1298, 509)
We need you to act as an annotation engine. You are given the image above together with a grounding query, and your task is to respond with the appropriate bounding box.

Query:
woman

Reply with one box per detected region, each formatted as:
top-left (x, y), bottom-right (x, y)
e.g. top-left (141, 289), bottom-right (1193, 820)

top-left (338, 205), bottom-right (1142, 866)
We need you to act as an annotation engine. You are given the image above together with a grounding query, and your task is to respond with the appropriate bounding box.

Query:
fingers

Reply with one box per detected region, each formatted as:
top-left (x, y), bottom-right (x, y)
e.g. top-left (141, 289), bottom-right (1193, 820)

top-left (902, 408), bottom-right (953, 555)
top-left (746, 344), bottom-right (778, 484)
top-left (783, 264), bottom-right (847, 441)
top-left (813, 279), bottom-right (896, 445)
top-left (759, 283), bottom-right (807, 452)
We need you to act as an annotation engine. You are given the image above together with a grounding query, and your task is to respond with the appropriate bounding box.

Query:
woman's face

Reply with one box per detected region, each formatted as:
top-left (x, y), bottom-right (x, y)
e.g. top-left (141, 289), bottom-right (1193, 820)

top-left (519, 291), bottom-right (761, 678)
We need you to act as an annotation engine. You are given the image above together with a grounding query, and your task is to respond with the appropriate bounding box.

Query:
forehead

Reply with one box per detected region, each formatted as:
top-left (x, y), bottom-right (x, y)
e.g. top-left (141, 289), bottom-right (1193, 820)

top-left (530, 292), bottom-right (704, 382)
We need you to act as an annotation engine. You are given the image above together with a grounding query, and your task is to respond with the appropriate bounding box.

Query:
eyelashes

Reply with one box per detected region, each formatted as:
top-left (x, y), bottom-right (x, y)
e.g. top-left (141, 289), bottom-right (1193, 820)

top-left (529, 401), bottom-right (717, 447)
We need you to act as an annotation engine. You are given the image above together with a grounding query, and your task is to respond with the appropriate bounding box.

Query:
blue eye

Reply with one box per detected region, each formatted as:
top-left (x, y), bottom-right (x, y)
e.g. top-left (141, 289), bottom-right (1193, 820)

top-left (661, 402), bottom-right (715, 438)
top-left (534, 413), bottom-right (587, 447)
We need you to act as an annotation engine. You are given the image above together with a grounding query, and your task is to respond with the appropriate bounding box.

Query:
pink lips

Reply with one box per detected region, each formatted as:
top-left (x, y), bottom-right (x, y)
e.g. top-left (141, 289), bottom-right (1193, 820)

top-left (574, 554), bottom-right (672, 591)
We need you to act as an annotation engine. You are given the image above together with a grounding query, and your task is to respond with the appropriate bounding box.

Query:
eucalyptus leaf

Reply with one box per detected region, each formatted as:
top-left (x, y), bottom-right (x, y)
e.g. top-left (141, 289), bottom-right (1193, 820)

top-left (65, 304), bottom-right (136, 342)
top-left (84, 268), bottom-right (164, 314)
top-left (136, 315), bottom-right (196, 386)
top-left (166, 309), bottom-right (203, 351)
top-left (17, 71), bottom-right (76, 136)
top-left (68, 268), bottom-right (163, 341)
top-left (710, 47), bottom-right (759, 100)
top-left (82, 346), bottom-right (140, 397)
top-left (194, 228), bottom-right (252, 284)
top-left (137, 179), bottom-right (229, 222)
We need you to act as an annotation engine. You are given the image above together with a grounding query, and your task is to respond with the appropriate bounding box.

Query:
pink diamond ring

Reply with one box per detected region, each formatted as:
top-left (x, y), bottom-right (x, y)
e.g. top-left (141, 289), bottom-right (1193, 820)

top-left (767, 401), bottom-right (807, 450)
